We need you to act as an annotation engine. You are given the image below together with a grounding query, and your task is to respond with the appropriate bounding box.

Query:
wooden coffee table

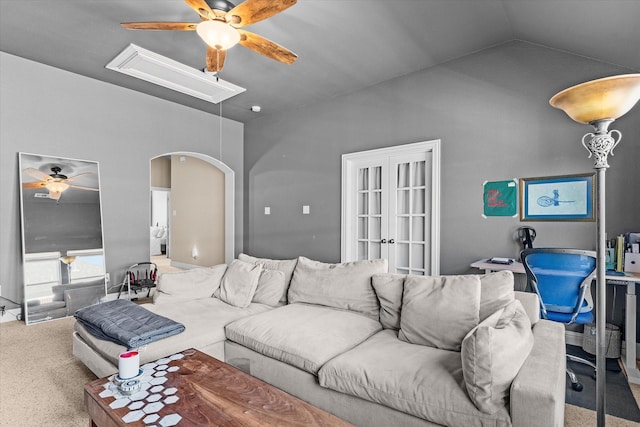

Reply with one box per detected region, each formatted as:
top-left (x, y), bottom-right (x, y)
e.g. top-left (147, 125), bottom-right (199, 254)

top-left (84, 349), bottom-right (353, 426)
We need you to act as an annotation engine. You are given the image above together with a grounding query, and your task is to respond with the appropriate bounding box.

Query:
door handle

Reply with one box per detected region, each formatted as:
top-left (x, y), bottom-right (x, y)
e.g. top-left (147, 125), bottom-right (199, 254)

top-left (389, 239), bottom-right (395, 244)
top-left (381, 239), bottom-right (387, 244)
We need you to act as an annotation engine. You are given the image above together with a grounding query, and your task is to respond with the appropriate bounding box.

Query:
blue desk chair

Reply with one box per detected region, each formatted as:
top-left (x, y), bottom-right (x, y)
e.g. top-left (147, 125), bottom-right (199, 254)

top-left (521, 248), bottom-right (597, 392)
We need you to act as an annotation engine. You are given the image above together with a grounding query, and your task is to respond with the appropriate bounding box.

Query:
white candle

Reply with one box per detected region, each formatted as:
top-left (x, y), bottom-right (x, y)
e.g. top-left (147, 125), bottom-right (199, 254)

top-left (118, 350), bottom-right (140, 379)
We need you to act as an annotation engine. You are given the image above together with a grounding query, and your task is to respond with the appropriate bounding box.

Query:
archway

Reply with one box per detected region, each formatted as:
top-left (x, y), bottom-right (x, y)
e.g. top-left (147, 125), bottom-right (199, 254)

top-left (150, 152), bottom-right (235, 267)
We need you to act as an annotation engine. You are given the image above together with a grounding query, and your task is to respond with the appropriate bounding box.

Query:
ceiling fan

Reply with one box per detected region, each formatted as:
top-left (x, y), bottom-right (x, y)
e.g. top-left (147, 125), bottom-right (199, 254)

top-left (22, 166), bottom-right (98, 201)
top-left (121, 0), bottom-right (298, 73)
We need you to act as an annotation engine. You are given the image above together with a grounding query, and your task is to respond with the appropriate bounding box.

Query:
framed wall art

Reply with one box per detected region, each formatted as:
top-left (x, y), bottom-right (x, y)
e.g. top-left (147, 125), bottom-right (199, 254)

top-left (482, 179), bottom-right (518, 217)
top-left (519, 173), bottom-right (595, 221)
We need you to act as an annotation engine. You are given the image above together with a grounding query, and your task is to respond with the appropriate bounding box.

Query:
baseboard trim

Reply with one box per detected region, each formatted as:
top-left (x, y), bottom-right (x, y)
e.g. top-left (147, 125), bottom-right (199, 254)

top-left (170, 261), bottom-right (200, 270)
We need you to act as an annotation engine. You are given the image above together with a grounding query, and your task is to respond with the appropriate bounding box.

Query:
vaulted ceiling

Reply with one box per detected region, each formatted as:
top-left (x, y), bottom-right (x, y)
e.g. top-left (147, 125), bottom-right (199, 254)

top-left (1, 0), bottom-right (639, 123)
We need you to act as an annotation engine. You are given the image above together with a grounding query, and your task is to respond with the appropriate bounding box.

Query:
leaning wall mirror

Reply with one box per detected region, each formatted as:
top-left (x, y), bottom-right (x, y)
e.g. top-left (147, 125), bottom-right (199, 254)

top-left (19, 153), bottom-right (106, 324)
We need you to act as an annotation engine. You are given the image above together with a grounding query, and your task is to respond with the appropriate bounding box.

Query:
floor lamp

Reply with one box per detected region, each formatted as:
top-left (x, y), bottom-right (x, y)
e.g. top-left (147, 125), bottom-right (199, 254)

top-left (549, 74), bottom-right (640, 427)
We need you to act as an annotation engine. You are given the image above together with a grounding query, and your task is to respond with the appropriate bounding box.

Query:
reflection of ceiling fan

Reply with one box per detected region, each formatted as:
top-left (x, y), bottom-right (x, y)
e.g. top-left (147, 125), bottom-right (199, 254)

top-left (121, 0), bottom-right (298, 73)
top-left (22, 166), bottom-right (98, 201)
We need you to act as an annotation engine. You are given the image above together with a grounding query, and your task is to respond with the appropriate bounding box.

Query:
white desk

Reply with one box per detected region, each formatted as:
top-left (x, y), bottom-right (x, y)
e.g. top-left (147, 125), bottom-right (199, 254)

top-left (471, 258), bottom-right (640, 385)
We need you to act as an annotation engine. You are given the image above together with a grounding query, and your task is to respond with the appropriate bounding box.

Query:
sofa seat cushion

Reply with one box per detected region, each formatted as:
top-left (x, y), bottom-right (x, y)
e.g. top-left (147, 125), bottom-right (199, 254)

top-left (225, 303), bottom-right (382, 375)
top-left (74, 298), bottom-right (272, 366)
top-left (319, 329), bottom-right (512, 427)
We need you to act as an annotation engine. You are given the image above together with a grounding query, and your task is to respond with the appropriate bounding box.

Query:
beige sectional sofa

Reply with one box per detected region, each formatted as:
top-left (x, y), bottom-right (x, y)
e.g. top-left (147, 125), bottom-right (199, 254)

top-left (73, 254), bottom-right (566, 427)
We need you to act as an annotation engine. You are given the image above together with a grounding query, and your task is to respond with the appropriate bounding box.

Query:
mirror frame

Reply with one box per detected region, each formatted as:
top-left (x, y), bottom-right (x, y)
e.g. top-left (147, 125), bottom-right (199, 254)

top-left (18, 152), bottom-right (106, 324)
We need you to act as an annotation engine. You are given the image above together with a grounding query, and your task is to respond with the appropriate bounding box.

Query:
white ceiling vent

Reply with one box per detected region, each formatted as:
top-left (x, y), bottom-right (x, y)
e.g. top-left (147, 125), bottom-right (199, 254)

top-left (106, 44), bottom-right (245, 104)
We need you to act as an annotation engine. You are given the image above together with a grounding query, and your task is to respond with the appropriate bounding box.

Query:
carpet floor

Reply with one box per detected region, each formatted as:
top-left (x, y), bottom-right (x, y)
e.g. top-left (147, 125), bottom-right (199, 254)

top-left (1, 317), bottom-right (639, 426)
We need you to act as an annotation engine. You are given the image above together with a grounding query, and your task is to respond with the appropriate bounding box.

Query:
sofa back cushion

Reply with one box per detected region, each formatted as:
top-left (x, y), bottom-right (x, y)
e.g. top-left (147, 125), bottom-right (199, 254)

top-left (479, 271), bottom-right (515, 322)
top-left (252, 269), bottom-right (286, 306)
top-left (398, 275), bottom-right (481, 351)
top-left (371, 273), bottom-right (406, 330)
top-left (238, 253), bottom-right (297, 303)
top-left (154, 264), bottom-right (227, 303)
top-left (217, 260), bottom-right (262, 308)
top-left (288, 257), bottom-right (388, 319)
top-left (461, 299), bottom-right (534, 414)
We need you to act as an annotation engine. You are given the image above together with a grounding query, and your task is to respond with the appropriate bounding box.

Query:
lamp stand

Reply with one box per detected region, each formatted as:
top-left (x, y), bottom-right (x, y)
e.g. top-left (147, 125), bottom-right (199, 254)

top-left (582, 118), bottom-right (621, 427)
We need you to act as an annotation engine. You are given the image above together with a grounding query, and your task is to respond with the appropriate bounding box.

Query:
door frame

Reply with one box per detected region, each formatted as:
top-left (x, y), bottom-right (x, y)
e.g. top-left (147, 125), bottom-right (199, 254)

top-left (341, 140), bottom-right (441, 274)
top-left (150, 151), bottom-right (235, 264)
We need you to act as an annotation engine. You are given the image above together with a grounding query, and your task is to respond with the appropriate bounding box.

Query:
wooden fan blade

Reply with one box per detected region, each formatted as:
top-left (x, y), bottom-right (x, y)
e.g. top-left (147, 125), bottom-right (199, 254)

top-left (68, 184), bottom-right (99, 191)
top-left (22, 182), bottom-right (47, 189)
top-left (121, 22), bottom-right (198, 31)
top-left (23, 168), bottom-right (51, 181)
top-left (66, 172), bottom-right (94, 182)
top-left (238, 30), bottom-right (297, 64)
top-left (227, 0), bottom-right (296, 28)
top-left (184, 0), bottom-right (215, 20)
top-left (206, 47), bottom-right (227, 72)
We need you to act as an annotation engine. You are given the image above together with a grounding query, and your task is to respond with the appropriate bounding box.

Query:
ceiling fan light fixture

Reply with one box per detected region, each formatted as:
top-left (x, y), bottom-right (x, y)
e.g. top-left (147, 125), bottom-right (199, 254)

top-left (196, 20), bottom-right (240, 50)
top-left (46, 181), bottom-right (69, 194)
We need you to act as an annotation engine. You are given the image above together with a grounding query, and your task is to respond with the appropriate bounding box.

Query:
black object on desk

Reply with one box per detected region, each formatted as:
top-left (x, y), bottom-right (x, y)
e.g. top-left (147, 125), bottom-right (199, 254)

top-left (489, 257), bottom-right (514, 265)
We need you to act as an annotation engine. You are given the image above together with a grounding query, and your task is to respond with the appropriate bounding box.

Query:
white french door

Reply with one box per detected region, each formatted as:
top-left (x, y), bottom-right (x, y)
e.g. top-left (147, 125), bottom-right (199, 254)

top-left (342, 140), bottom-right (440, 275)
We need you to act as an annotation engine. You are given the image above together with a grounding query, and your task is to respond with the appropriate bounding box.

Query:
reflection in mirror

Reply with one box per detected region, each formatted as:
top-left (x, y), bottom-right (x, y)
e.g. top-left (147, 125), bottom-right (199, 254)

top-left (19, 153), bottom-right (106, 324)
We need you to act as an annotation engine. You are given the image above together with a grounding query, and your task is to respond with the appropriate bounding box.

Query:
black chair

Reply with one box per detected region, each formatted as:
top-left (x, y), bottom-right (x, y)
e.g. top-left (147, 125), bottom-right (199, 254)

top-left (117, 262), bottom-right (158, 300)
top-left (521, 248), bottom-right (597, 391)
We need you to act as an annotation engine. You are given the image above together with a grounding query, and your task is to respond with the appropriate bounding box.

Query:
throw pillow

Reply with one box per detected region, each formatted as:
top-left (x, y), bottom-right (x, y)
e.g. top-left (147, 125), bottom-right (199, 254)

top-left (288, 257), bottom-right (388, 319)
top-left (252, 269), bottom-right (286, 306)
top-left (479, 270), bottom-right (515, 322)
top-left (218, 260), bottom-right (263, 308)
top-left (371, 273), bottom-right (406, 330)
top-left (153, 264), bottom-right (227, 304)
top-left (461, 299), bottom-right (534, 414)
top-left (398, 275), bottom-right (481, 351)
top-left (238, 253), bottom-right (298, 303)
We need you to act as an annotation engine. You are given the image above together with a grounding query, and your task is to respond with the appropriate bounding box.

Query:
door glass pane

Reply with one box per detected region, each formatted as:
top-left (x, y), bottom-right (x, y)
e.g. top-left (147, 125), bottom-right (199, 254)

top-left (358, 168), bottom-right (368, 191)
top-left (412, 189), bottom-right (425, 214)
top-left (358, 218), bottom-right (368, 239)
top-left (372, 166), bottom-right (382, 190)
top-left (397, 216), bottom-right (409, 241)
top-left (371, 242), bottom-right (381, 259)
top-left (358, 242), bottom-right (368, 260)
top-left (396, 243), bottom-right (409, 269)
top-left (413, 161), bottom-right (425, 186)
top-left (411, 244), bottom-right (424, 269)
top-left (371, 217), bottom-right (381, 240)
top-left (412, 216), bottom-right (424, 241)
top-left (397, 189), bottom-right (409, 214)
top-left (371, 191), bottom-right (381, 215)
top-left (358, 193), bottom-right (368, 215)
top-left (397, 162), bottom-right (410, 188)
top-left (396, 268), bottom-right (410, 275)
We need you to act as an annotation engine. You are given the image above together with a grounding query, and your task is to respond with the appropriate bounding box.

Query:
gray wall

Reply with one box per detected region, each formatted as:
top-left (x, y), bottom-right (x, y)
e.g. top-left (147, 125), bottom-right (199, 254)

top-left (0, 52), bottom-right (244, 303)
top-left (244, 41), bottom-right (640, 328)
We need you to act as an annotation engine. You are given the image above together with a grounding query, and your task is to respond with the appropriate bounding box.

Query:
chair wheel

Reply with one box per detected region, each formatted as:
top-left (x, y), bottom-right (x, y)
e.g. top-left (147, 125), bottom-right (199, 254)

top-left (572, 382), bottom-right (584, 392)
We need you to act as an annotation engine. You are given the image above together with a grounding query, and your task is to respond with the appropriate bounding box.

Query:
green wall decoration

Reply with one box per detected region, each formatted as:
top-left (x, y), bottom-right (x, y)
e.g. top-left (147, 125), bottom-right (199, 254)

top-left (483, 179), bottom-right (517, 217)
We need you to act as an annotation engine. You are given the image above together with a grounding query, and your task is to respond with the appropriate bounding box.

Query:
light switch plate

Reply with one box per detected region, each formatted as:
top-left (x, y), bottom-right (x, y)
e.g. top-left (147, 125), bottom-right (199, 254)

top-left (264, 207), bottom-right (271, 215)
top-left (303, 205), bottom-right (310, 215)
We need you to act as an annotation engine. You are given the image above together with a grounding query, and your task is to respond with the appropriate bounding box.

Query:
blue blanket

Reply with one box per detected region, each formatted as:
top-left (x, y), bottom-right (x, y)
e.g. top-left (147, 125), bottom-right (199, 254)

top-left (75, 299), bottom-right (185, 350)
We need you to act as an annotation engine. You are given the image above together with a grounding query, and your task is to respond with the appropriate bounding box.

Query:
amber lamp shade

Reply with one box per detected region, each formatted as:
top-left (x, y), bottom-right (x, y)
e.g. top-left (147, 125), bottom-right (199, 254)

top-left (549, 74), bottom-right (640, 124)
